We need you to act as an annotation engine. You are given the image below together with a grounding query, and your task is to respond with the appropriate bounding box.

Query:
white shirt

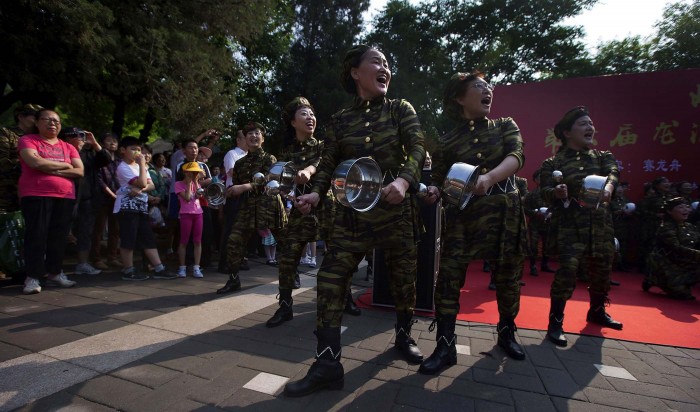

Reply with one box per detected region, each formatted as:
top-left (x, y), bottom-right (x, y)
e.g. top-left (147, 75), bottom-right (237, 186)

top-left (113, 161), bottom-right (150, 214)
top-left (223, 147), bottom-right (247, 188)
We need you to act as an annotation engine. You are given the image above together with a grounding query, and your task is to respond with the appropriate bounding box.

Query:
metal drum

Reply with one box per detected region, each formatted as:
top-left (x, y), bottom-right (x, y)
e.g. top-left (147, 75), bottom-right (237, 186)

top-left (579, 175), bottom-right (607, 209)
top-left (331, 157), bottom-right (382, 212)
top-left (267, 161), bottom-right (296, 196)
top-left (442, 162), bottom-right (479, 210)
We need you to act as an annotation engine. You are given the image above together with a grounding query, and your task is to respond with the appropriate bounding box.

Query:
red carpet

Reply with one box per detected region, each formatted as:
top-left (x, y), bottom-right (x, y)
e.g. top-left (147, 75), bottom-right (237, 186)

top-left (357, 264), bottom-right (700, 349)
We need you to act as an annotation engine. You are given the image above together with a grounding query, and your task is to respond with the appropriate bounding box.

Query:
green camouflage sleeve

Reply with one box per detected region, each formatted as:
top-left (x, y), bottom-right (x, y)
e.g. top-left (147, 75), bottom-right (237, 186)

top-left (395, 99), bottom-right (426, 190)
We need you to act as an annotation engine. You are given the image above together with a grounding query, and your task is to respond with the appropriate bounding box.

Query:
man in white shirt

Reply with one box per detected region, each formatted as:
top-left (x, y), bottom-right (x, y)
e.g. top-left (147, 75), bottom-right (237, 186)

top-left (218, 131), bottom-right (249, 273)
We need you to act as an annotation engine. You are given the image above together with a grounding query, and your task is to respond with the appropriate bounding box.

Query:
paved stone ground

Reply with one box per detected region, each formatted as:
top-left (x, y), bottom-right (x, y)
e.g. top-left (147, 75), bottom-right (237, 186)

top-left (1, 249), bottom-right (699, 412)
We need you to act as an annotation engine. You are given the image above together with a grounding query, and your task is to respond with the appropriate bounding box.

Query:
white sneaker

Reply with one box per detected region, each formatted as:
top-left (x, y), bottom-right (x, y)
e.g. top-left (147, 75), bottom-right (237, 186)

top-left (307, 257), bottom-right (317, 268)
top-left (193, 267), bottom-right (204, 278)
top-left (177, 266), bottom-right (187, 278)
top-left (23, 277), bottom-right (41, 294)
top-left (75, 263), bottom-right (102, 275)
top-left (47, 272), bottom-right (76, 288)
top-left (299, 255), bottom-right (310, 265)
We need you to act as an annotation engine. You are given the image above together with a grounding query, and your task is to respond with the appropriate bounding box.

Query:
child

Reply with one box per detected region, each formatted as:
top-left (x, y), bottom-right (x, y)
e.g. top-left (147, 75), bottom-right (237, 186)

top-left (113, 136), bottom-right (177, 281)
top-left (175, 162), bottom-right (205, 278)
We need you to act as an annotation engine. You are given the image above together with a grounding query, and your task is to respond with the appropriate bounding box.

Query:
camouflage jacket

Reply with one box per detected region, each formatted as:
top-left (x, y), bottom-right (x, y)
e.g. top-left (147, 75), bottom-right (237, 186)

top-left (231, 148), bottom-right (286, 229)
top-left (652, 220), bottom-right (700, 263)
top-left (280, 136), bottom-right (323, 197)
top-left (540, 147), bottom-right (619, 256)
top-left (0, 126), bottom-right (24, 211)
top-left (311, 96), bottom-right (425, 196)
top-left (431, 117), bottom-right (525, 194)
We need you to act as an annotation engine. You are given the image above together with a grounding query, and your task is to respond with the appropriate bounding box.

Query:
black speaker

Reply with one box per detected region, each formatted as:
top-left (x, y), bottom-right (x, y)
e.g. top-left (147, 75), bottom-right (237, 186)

top-left (372, 200), bottom-right (441, 312)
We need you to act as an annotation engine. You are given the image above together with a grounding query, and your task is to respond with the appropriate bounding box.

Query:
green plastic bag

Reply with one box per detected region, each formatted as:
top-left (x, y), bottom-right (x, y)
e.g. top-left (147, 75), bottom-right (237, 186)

top-left (0, 210), bottom-right (25, 275)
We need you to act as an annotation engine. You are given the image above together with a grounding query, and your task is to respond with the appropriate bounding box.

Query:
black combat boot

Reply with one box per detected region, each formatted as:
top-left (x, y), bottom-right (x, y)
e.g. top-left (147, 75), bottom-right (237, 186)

top-left (266, 289), bottom-right (293, 327)
top-left (284, 327), bottom-right (344, 397)
top-left (546, 299), bottom-right (568, 347)
top-left (418, 314), bottom-right (457, 375)
top-left (488, 272), bottom-right (496, 290)
top-left (586, 290), bottom-right (623, 330)
top-left (344, 291), bottom-right (361, 316)
top-left (395, 312), bottom-right (423, 363)
top-left (541, 256), bottom-right (554, 273)
top-left (497, 319), bottom-right (526, 360)
top-left (216, 273), bottom-right (241, 294)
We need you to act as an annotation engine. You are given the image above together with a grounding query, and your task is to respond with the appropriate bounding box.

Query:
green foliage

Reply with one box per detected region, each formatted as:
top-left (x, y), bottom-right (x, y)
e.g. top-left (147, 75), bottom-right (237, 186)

top-left (0, 0), bottom-right (277, 141)
top-left (591, 37), bottom-right (655, 75)
top-left (652, 1), bottom-right (700, 70)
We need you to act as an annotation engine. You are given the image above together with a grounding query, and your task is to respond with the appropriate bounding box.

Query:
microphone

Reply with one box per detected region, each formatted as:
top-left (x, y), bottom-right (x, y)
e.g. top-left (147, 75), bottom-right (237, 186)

top-left (552, 170), bottom-right (570, 208)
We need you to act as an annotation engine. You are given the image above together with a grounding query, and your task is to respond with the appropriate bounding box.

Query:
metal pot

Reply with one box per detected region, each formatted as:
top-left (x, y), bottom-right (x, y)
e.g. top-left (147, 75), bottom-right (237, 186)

top-left (267, 161), bottom-right (296, 196)
top-left (331, 157), bottom-right (383, 212)
top-left (442, 162), bottom-right (480, 210)
top-left (205, 182), bottom-right (226, 207)
top-left (579, 175), bottom-right (608, 209)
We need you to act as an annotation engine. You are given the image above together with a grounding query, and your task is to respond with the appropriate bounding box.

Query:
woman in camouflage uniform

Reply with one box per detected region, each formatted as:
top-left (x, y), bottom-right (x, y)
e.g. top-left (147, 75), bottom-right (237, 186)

top-left (539, 106), bottom-right (623, 348)
top-left (420, 72), bottom-right (528, 375)
top-left (265, 97), bottom-right (326, 327)
top-left (285, 45), bottom-right (426, 397)
top-left (637, 177), bottom-right (673, 273)
top-left (643, 197), bottom-right (700, 300)
top-left (216, 122), bottom-right (287, 294)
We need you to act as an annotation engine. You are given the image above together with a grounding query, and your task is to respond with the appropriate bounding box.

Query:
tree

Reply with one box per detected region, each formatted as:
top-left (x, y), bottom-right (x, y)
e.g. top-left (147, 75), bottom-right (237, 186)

top-left (273, 0), bottom-right (371, 146)
top-left (0, 0), bottom-right (278, 140)
top-left (652, 1), bottom-right (700, 70)
top-left (364, 0), bottom-right (596, 138)
top-left (589, 37), bottom-right (655, 75)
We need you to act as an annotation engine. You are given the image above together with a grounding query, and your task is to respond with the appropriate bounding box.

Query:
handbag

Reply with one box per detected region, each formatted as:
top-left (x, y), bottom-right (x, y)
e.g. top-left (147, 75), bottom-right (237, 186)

top-left (0, 210), bottom-right (25, 275)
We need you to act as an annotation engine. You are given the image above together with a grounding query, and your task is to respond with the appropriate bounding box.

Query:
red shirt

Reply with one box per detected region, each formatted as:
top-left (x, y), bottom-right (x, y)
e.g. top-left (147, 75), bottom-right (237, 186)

top-left (17, 134), bottom-right (79, 199)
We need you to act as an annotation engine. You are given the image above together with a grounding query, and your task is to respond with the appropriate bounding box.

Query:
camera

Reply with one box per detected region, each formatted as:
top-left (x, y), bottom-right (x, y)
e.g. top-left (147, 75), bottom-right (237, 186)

top-left (59, 127), bottom-right (86, 140)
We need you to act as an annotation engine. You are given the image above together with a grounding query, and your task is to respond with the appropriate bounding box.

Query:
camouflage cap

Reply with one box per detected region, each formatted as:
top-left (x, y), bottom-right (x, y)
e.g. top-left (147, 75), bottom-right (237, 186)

top-left (242, 121), bottom-right (266, 136)
top-left (664, 196), bottom-right (689, 211)
top-left (13, 103), bottom-right (44, 118)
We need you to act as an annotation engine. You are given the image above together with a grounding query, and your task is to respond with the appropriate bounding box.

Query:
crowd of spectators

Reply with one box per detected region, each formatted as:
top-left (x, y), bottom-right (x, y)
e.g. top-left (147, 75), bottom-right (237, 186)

top-left (0, 104), bottom-right (300, 293)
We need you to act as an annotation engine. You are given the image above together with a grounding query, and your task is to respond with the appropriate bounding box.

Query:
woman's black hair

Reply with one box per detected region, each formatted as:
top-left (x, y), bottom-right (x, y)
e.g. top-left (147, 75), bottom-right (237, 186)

top-left (553, 106), bottom-right (589, 146)
top-left (442, 71), bottom-right (486, 122)
top-left (340, 44), bottom-right (373, 95)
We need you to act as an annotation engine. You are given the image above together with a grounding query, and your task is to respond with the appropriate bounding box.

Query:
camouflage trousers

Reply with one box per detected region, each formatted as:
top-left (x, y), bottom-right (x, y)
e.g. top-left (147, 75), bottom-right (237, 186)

top-left (528, 227), bottom-right (548, 260)
top-left (277, 239), bottom-right (308, 291)
top-left (226, 224), bottom-right (281, 275)
top-left (277, 212), bottom-right (319, 291)
top-left (434, 254), bottom-right (523, 320)
top-left (316, 245), bottom-right (417, 328)
top-left (551, 240), bottom-right (612, 300)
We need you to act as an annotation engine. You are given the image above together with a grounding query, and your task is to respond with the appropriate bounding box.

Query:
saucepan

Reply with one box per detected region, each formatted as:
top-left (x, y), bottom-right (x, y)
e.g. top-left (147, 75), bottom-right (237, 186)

top-left (266, 161), bottom-right (297, 198)
top-left (331, 157), bottom-right (382, 212)
top-left (579, 175), bottom-right (608, 209)
top-left (442, 162), bottom-right (480, 210)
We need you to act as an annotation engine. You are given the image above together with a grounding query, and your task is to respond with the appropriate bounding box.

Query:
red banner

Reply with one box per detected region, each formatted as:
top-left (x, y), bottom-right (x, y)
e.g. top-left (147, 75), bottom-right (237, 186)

top-left (490, 69), bottom-right (700, 202)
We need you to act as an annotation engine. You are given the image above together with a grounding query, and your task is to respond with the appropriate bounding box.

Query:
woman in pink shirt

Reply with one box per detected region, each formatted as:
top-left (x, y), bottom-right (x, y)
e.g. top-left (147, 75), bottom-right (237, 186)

top-left (175, 162), bottom-right (205, 278)
top-left (17, 109), bottom-right (84, 294)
